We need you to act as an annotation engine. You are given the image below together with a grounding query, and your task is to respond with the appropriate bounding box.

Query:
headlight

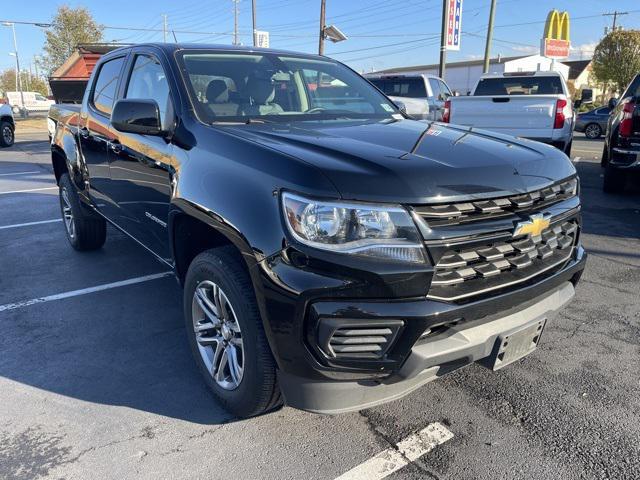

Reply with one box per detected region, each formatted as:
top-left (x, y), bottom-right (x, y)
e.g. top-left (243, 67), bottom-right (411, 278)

top-left (282, 192), bottom-right (426, 263)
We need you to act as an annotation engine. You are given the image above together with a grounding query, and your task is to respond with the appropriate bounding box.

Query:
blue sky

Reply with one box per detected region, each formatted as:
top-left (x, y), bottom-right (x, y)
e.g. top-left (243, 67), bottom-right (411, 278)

top-left (1, 0), bottom-right (639, 74)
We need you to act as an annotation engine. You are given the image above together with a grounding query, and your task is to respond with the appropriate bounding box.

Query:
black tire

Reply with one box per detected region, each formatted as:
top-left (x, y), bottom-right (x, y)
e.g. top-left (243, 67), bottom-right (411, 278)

top-left (584, 123), bottom-right (602, 139)
top-left (563, 140), bottom-right (572, 156)
top-left (184, 246), bottom-right (282, 418)
top-left (58, 173), bottom-right (107, 250)
top-left (0, 120), bottom-right (14, 147)
top-left (601, 144), bottom-right (609, 167)
top-left (603, 165), bottom-right (626, 193)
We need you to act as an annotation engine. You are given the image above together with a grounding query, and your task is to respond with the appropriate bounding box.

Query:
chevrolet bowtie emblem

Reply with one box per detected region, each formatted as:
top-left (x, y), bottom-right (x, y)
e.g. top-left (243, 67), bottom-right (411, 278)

top-left (513, 214), bottom-right (551, 238)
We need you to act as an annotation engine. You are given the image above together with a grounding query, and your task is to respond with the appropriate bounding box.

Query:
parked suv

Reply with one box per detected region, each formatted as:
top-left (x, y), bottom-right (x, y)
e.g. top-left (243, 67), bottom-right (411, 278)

top-left (0, 103), bottom-right (15, 147)
top-left (366, 73), bottom-right (452, 120)
top-left (601, 74), bottom-right (640, 192)
top-left (49, 44), bottom-right (586, 417)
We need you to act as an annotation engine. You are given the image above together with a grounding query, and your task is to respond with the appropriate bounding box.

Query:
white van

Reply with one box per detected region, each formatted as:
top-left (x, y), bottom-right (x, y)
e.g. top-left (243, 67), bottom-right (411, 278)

top-left (6, 91), bottom-right (54, 114)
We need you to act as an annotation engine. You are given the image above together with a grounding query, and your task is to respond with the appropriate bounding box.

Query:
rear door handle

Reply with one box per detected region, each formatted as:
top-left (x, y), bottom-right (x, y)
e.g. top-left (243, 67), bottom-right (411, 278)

top-left (79, 127), bottom-right (90, 138)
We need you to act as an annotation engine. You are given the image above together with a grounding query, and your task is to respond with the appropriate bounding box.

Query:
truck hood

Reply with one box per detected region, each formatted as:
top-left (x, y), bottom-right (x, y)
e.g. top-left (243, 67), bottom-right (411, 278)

top-left (221, 118), bottom-right (575, 203)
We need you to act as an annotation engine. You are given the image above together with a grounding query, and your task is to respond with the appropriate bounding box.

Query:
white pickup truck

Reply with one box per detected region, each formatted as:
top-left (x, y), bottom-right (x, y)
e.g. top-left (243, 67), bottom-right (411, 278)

top-left (443, 71), bottom-right (574, 154)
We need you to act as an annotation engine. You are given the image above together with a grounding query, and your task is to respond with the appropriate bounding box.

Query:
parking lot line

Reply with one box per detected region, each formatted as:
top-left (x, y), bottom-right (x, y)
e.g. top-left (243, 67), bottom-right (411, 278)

top-left (334, 422), bottom-right (453, 480)
top-left (0, 218), bottom-right (62, 230)
top-left (0, 170), bottom-right (41, 177)
top-left (0, 186), bottom-right (58, 195)
top-left (0, 272), bottom-right (173, 313)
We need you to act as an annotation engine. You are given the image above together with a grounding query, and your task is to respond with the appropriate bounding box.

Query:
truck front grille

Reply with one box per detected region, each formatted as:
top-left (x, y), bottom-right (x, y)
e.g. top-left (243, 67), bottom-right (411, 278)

top-left (414, 178), bottom-right (578, 227)
top-left (428, 218), bottom-right (579, 302)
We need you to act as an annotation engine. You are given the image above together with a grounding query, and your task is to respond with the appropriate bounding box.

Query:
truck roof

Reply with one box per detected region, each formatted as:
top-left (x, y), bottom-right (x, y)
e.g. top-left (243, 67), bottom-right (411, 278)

top-left (106, 42), bottom-right (329, 59)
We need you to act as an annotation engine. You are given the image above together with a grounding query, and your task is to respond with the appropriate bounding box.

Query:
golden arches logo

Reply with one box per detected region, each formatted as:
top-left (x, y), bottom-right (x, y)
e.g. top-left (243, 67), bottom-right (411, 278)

top-left (544, 10), bottom-right (570, 42)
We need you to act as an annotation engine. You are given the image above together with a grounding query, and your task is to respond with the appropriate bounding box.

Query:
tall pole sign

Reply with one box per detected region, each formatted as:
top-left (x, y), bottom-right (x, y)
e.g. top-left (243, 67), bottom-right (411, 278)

top-left (541, 10), bottom-right (570, 58)
top-left (446, 0), bottom-right (463, 51)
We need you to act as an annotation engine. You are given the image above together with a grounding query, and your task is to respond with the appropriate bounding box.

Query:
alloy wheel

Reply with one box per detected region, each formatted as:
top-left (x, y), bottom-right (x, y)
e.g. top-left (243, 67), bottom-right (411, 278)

top-left (60, 187), bottom-right (75, 239)
top-left (585, 124), bottom-right (601, 139)
top-left (191, 280), bottom-right (244, 390)
top-left (2, 125), bottom-right (13, 145)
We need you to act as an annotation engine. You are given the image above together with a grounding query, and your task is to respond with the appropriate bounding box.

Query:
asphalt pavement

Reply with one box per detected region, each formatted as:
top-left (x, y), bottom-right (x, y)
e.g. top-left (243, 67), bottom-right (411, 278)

top-left (0, 132), bottom-right (638, 480)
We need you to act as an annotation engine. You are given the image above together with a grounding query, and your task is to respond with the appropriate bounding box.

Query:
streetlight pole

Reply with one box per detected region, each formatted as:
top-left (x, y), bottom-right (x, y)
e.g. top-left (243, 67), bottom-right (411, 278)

top-left (252, 0), bottom-right (257, 47)
top-left (318, 0), bottom-right (326, 55)
top-left (3, 22), bottom-right (25, 116)
top-left (482, 0), bottom-right (497, 74)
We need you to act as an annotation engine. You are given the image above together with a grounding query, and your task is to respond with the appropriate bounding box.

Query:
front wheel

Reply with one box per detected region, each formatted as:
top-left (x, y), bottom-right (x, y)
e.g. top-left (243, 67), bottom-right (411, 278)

top-left (584, 123), bottom-right (602, 139)
top-left (58, 174), bottom-right (107, 250)
top-left (184, 246), bottom-right (282, 418)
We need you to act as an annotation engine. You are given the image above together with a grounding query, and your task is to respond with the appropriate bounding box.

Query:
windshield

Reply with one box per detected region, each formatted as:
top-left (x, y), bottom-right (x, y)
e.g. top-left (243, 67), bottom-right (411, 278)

top-left (178, 51), bottom-right (399, 123)
top-left (474, 76), bottom-right (564, 96)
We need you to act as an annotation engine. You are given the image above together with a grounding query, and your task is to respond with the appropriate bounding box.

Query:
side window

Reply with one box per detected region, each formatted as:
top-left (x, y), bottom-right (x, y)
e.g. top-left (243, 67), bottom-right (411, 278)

top-left (438, 80), bottom-right (452, 100)
top-left (428, 78), bottom-right (441, 100)
top-left (91, 57), bottom-right (125, 116)
top-left (596, 108), bottom-right (611, 116)
top-left (126, 55), bottom-right (172, 130)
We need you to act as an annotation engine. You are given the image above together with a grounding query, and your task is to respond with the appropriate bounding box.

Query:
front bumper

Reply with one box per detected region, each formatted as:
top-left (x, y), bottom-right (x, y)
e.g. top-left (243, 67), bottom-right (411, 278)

top-left (255, 240), bottom-right (586, 413)
top-left (280, 279), bottom-right (575, 414)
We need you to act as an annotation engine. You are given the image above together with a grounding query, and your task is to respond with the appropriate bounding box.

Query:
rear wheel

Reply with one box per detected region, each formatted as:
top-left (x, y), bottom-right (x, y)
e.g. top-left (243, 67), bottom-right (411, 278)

top-left (603, 165), bottom-right (626, 193)
top-left (0, 120), bottom-right (14, 147)
top-left (184, 247), bottom-right (282, 418)
top-left (58, 173), bottom-right (107, 250)
top-left (584, 123), bottom-right (602, 139)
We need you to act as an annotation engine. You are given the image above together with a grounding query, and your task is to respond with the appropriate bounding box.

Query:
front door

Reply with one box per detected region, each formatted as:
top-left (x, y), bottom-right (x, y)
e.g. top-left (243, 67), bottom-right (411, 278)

top-left (107, 52), bottom-right (175, 261)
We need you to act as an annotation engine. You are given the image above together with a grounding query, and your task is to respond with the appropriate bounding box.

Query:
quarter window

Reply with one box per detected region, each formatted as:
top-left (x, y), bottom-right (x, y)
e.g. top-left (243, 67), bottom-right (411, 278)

top-left (91, 56), bottom-right (125, 116)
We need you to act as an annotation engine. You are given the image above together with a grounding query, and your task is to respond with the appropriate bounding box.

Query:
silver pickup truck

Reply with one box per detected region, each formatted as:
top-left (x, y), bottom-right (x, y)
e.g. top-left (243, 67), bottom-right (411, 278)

top-left (444, 71), bottom-right (574, 155)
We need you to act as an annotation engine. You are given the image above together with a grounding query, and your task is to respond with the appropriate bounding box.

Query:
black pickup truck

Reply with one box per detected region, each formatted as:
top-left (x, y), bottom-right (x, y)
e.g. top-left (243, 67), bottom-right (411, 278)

top-left (601, 73), bottom-right (640, 192)
top-left (49, 43), bottom-right (586, 417)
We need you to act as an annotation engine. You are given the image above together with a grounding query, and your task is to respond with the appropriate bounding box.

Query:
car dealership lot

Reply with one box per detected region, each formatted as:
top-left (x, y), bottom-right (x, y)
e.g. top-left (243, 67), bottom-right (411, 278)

top-left (0, 132), bottom-right (639, 480)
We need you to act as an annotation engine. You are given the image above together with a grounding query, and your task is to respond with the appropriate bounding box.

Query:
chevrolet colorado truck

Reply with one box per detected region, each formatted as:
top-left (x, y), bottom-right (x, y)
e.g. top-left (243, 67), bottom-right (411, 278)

top-left (601, 73), bottom-right (640, 193)
top-left (444, 71), bottom-right (575, 155)
top-left (49, 44), bottom-right (586, 418)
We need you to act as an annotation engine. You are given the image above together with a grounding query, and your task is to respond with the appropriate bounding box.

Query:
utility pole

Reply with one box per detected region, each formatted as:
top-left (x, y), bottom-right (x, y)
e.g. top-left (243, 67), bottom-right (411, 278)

top-left (2, 22), bottom-right (25, 116)
top-left (438, 0), bottom-right (447, 79)
top-left (318, 0), bottom-right (326, 55)
top-left (162, 14), bottom-right (167, 42)
top-left (483, 0), bottom-right (497, 74)
top-left (252, 0), bottom-right (257, 46)
top-left (603, 11), bottom-right (628, 32)
top-left (233, 0), bottom-right (240, 46)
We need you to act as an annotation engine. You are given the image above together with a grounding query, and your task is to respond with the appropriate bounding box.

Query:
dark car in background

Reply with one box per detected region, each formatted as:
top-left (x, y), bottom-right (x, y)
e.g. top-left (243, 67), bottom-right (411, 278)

top-left (602, 74), bottom-right (640, 192)
top-left (574, 106), bottom-right (610, 139)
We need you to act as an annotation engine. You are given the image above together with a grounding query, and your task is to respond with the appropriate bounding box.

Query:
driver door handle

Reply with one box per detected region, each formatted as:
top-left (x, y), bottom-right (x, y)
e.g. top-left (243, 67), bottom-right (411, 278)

top-left (108, 140), bottom-right (123, 154)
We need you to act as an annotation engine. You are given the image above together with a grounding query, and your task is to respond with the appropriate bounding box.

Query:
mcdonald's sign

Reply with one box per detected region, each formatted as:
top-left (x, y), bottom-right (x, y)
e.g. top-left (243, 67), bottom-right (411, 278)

top-left (541, 10), bottom-right (571, 58)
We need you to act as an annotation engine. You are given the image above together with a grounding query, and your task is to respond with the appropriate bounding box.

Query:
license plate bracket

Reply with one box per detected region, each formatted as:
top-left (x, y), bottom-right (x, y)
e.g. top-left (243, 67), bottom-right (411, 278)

top-left (489, 319), bottom-right (546, 371)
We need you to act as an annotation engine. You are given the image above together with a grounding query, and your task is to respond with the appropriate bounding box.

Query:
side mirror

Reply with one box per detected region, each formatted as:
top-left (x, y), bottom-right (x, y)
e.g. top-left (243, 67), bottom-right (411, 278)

top-left (573, 99), bottom-right (582, 109)
top-left (111, 99), bottom-right (162, 135)
top-left (608, 97), bottom-right (618, 109)
top-left (394, 100), bottom-right (408, 116)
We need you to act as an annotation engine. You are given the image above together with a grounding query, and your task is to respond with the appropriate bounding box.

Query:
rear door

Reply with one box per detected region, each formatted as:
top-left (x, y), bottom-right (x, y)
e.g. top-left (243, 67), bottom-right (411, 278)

top-left (78, 54), bottom-right (127, 219)
top-left (106, 49), bottom-right (175, 261)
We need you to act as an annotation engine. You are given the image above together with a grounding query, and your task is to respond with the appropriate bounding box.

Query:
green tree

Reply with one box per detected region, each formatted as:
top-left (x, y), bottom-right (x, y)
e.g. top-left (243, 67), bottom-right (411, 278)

top-left (0, 69), bottom-right (49, 97)
top-left (40, 5), bottom-right (103, 75)
top-left (591, 29), bottom-right (640, 94)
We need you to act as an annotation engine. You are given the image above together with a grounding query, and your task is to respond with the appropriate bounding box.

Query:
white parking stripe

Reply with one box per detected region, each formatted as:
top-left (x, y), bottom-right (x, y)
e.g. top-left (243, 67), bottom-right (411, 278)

top-left (0, 170), bottom-right (41, 177)
top-left (0, 186), bottom-right (58, 195)
top-left (0, 272), bottom-right (173, 313)
top-left (334, 422), bottom-right (453, 480)
top-left (0, 219), bottom-right (62, 230)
